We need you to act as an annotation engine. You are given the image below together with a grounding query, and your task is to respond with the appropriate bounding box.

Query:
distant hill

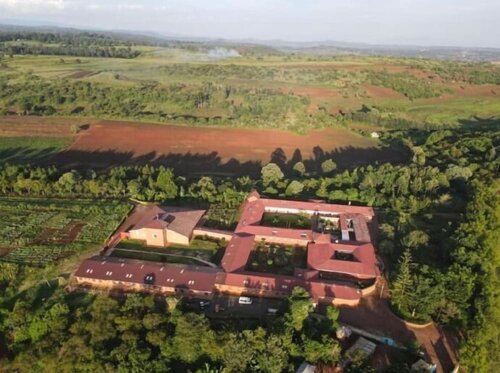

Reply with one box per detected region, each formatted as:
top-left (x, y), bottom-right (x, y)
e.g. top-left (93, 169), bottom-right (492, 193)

top-left (1, 23), bottom-right (500, 61)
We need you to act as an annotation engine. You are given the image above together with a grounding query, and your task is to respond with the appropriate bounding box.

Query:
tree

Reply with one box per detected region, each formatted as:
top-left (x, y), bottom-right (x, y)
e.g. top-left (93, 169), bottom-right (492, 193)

top-left (293, 161), bottom-right (306, 176)
top-left (156, 168), bottom-right (178, 199)
top-left (321, 159), bottom-right (337, 174)
top-left (285, 180), bottom-right (304, 196)
top-left (286, 287), bottom-right (313, 332)
top-left (261, 163), bottom-right (284, 186)
top-left (390, 249), bottom-right (413, 317)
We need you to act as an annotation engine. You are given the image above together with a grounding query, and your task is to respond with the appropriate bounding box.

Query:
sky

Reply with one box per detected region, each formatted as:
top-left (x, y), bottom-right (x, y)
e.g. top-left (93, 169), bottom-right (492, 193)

top-left (0, 0), bottom-right (499, 48)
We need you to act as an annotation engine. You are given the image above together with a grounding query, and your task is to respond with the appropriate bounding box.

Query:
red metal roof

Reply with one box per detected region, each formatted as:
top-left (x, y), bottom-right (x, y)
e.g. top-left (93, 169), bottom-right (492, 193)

top-left (75, 256), bottom-right (218, 292)
top-left (307, 242), bottom-right (379, 279)
top-left (216, 272), bottom-right (361, 300)
top-left (235, 194), bottom-right (374, 243)
top-left (220, 234), bottom-right (255, 273)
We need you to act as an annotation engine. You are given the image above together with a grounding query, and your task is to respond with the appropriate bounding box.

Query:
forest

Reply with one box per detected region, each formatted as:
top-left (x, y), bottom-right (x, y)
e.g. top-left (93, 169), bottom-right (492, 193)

top-left (0, 31), bottom-right (141, 58)
top-left (0, 126), bottom-right (498, 372)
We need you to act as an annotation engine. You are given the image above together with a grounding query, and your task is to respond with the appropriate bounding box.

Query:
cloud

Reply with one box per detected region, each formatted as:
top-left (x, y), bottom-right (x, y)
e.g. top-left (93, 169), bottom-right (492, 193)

top-left (0, 0), bottom-right (67, 12)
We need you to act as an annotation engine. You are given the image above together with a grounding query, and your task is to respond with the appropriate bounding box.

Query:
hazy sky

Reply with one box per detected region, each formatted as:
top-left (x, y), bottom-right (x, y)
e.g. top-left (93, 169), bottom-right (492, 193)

top-left (0, 0), bottom-right (499, 48)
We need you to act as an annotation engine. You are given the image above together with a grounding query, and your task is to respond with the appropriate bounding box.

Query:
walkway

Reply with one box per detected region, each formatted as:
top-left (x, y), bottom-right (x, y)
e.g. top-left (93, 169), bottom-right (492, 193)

top-left (338, 279), bottom-right (458, 373)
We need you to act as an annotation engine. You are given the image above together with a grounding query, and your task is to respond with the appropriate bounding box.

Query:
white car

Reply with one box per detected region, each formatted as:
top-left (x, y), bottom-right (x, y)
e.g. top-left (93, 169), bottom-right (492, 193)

top-left (238, 296), bottom-right (253, 305)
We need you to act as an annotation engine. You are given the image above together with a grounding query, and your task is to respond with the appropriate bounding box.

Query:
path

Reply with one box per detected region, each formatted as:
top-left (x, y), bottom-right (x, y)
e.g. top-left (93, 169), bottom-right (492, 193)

top-left (339, 280), bottom-right (458, 372)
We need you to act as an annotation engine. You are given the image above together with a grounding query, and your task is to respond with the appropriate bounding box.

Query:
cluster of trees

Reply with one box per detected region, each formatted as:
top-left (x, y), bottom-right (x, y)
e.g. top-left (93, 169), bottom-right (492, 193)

top-left (0, 270), bottom-right (345, 373)
top-left (1, 44), bottom-right (140, 59)
top-left (0, 74), bottom-right (315, 130)
top-left (409, 60), bottom-right (500, 85)
top-left (0, 31), bottom-right (141, 58)
top-left (0, 31), bottom-right (136, 46)
top-left (366, 71), bottom-right (451, 99)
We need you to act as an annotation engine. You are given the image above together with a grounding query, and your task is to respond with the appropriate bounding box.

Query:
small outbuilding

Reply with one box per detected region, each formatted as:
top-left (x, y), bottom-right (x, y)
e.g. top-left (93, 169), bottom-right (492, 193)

top-left (128, 206), bottom-right (205, 246)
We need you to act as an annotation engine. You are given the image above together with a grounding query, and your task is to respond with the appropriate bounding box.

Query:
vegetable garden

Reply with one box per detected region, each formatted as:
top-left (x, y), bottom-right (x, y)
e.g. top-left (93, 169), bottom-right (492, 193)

top-left (0, 198), bottom-right (130, 266)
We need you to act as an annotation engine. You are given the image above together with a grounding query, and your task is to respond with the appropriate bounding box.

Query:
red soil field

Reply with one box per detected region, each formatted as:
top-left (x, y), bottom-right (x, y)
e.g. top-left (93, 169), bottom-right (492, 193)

top-left (50, 120), bottom-right (405, 175)
top-left (362, 84), bottom-right (404, 99)
top-left (68, 120), bottom-right (375, 161)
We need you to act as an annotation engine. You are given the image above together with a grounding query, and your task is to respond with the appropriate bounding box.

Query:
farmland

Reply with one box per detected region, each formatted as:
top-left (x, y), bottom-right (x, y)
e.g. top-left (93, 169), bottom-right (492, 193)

top-left (45, 119), bottom-right (400, 175)
top-left (0, 45), bottom-right (498, 174)
top-left (0, 198), bottom-right (131, 265)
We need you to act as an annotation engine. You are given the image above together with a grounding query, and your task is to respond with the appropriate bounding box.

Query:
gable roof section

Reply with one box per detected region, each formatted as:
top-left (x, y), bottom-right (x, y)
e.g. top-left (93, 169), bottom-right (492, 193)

top-left (75, 256), bottom-right (218, 292)
top-left (131, 206), bottom-right (205, 238)
top-left (220, 234), bottom-right (255, 273)
top-left (307, 242), bottom-right (379, 279)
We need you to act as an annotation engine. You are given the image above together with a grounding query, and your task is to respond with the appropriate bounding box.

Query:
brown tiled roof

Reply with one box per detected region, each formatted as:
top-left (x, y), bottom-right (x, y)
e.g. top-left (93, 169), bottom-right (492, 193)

top-left (132, 206), bottom-right (205, 238)
top-left (307, 242), bottom-right (379, 279)
top-left (75, 256), bottom-right (218, 292)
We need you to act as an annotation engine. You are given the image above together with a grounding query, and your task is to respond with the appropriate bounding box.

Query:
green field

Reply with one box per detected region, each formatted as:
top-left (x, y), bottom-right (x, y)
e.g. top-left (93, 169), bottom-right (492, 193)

top-left (0, 198), bottom-right (131, 266)
top-left (0, 136), bottom-right (72, 164)
top-left (1, 45), bottom-right (499, 133)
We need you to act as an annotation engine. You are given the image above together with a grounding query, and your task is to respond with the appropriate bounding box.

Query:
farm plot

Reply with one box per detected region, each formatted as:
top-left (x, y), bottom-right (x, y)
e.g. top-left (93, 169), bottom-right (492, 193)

top-left (0, 198), bottom-right (131, 266)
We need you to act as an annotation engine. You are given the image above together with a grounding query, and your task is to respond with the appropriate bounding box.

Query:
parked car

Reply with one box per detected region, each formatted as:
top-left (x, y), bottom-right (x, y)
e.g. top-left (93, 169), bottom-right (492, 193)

top-left (238, 296), bottom-right (253, 305)
top-left (199, 301), bottom-right (211, 309)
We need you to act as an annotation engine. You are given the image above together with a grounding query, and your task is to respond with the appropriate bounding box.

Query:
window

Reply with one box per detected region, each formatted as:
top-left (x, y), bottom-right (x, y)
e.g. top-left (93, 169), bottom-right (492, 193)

top-left (188, 280), bottom-right (195, 285)
top-left (105, 271), bottom-right (113, 276)
top-left (282, 284), bottom-right (288, 290)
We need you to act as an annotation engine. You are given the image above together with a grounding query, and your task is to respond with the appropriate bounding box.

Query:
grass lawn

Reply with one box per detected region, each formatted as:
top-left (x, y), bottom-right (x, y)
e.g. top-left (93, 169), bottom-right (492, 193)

top-left (246, 241), bottom-right (307, 276)
top-left (114, 237), bottom-right (227, 265)
top-left (261, 212), bottom-right (311, 230)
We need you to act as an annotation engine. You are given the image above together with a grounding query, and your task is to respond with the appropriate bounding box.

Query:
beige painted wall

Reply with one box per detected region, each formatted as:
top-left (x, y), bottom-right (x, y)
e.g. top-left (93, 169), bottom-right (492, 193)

top-left (166, 229), bottom-right (190, 245)
top-left (129, 228), bottom-right (166, 246)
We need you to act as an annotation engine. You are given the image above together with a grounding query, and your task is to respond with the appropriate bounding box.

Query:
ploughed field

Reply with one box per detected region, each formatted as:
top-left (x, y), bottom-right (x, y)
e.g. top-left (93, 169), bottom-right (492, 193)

top-left (46, 119), bottom-right (402, 175)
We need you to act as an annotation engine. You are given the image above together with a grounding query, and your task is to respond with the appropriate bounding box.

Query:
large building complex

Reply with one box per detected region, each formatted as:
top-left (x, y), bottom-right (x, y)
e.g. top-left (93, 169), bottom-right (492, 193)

top-left (74, 192), bottom-right (380, 306)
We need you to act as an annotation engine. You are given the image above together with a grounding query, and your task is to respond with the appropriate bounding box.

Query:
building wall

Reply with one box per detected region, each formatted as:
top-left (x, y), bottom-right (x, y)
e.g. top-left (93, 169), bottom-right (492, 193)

top-left (129, 228), bottom-right (166, 246)
top-left (254, 235), bottom-right (309, 247)
top-left (341, 229), bottom-right (350, 241)
top-left (193, 228), bottom-right (233, 241)
top-left (74, 276), bottom-right (212, 297)
top-left (215, 283), bottom-right (290, 298)
top-left (166, 229), bottom-right (190, 245)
